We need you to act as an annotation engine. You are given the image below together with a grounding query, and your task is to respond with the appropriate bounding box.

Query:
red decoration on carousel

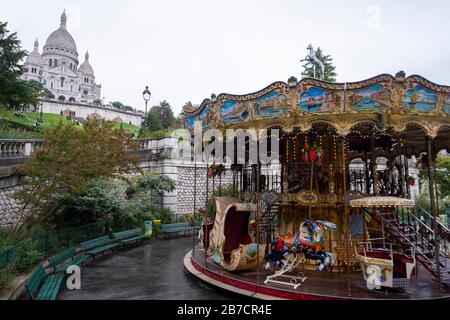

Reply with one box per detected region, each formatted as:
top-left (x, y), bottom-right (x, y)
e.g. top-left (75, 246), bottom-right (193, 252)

top-left (302, 144), bottom-right (323, 165)
top-left (208, 163), bottom-right (225, 178)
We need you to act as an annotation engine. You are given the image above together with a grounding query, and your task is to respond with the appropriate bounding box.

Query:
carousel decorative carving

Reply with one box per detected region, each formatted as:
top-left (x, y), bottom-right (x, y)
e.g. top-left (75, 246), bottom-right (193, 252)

top-left (183, 73), bottom-right (450, 137)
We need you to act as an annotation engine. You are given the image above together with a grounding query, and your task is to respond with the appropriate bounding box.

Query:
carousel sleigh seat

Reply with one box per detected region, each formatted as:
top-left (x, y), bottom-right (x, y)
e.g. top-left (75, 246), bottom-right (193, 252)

top-left (207, 197), bottom-right (266, 272)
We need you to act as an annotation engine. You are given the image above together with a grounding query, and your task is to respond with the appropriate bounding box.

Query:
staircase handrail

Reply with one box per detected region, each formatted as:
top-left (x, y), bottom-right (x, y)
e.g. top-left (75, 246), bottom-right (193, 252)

top-left (416, 204), bottom-right (450, 234)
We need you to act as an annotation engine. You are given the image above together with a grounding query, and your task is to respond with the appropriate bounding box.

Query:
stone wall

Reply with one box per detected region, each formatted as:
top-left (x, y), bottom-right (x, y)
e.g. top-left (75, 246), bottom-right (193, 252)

top-left (0, 186), bottom-right (24, 227)
top-left (177, 166), bottom-right (234, 214)
top-left (40, 99), bottom-right (143, 126)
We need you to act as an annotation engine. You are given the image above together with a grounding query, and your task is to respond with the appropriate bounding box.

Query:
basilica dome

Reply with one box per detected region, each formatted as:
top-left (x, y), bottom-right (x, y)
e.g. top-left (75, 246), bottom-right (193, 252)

top-left (79, 51), bottom-right (94, 75)
top-left (43, 11), bottom-right (78, 54)
top-left (25, 39), bottom-right (44, 65)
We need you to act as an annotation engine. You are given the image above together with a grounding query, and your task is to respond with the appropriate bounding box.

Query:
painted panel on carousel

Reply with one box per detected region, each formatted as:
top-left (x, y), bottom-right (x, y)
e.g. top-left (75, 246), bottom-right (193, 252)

top-left (298, 87), bottom-right (336, 113)
top-left (221, 101), bottom-right (248, 123)
top-left (401, 85), bottom-right (437, 113)
top-left (255, 91), bottom-right (287, 117)
top-left (185, 115), bottom-right (195, 130)
top-left (199, 106), bottom-right (213, 127)
top-left (351, 84), bottom-right (391, 111)
top-left (443, 95), bottom-right (450, 116)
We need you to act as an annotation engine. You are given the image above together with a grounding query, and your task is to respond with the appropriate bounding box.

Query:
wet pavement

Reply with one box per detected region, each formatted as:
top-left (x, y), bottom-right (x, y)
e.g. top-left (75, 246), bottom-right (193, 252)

top-left (58, 238), bottom-right (239, 300)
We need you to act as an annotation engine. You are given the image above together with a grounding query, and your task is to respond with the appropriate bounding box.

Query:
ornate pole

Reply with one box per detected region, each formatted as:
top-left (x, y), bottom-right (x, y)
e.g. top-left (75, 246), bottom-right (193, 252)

top-left (426, 136), bottom-right (441, 287)
top-left (192, 145), bottom-right (197, 255)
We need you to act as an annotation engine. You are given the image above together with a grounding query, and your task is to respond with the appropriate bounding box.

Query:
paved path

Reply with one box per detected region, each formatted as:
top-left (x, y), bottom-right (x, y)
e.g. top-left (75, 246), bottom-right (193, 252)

top-left (58, 238), bottom-right (238, 300)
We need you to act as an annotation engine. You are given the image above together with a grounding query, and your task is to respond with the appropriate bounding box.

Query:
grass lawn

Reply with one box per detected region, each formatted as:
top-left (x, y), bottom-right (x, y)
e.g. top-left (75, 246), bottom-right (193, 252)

top-left (0, 109), bottom-right (141, 138)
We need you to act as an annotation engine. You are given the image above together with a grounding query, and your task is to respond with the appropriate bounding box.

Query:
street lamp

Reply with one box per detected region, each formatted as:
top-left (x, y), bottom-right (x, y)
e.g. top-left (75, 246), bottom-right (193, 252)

top-left (38, 89), bottom-right (45, 123)
top-left (142, 86), bottom-right (151, 119)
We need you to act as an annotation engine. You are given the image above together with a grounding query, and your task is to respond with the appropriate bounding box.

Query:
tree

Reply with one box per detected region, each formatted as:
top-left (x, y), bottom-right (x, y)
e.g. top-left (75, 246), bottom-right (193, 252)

top-left (111, 101), bottom-right (125, 110)
top-left (0, 21), bottom-right (30, 109)
top-left (13, 119), bottom-right (140, 232)
top-left (149, 100), bottom-right (175, 129)
top-left (435, 155), bottom-right (450, 199)
top-left (301, 47), bottom-right (337, 82)
top-left (142, 112), bottom-right (164, 132)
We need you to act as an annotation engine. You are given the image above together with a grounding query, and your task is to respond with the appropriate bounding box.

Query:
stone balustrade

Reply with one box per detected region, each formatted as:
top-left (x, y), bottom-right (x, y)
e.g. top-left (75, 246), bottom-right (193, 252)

top-left (0, 140), bottom-right (43, 166)
top-left (0, 138), bottom-right (179, 167)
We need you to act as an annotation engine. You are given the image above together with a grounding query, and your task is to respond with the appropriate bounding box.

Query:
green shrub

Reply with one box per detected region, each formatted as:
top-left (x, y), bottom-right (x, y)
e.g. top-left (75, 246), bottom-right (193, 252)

top-left (0, 264), bottom-right (13, 290)
top-left (12, 239), bottom-right (44, 273)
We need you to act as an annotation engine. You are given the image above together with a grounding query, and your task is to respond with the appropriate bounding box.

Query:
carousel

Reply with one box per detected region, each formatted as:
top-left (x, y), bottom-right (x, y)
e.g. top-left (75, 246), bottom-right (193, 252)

top-left (182, 71), bottom-right (450, 300)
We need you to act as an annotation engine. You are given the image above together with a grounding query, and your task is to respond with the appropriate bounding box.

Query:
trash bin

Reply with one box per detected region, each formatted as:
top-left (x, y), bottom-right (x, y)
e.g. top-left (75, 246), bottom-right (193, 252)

top-left (153, 220), bottom-right (161, 235)
top-left (144, 220), bottom-right (153, 237)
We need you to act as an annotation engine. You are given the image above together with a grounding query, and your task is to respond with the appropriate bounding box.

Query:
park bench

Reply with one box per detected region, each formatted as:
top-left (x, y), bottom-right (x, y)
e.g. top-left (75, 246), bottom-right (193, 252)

top-left (48, 247), bottom-right (89, 273)
top-left (113, 228), bottom-right (146, 245)
top-left (25, 265), bottom-right (64, 300)
top-left (160, 221), bottom-right (201, 239)
top-left (80, 235), bottom-right (121, 257)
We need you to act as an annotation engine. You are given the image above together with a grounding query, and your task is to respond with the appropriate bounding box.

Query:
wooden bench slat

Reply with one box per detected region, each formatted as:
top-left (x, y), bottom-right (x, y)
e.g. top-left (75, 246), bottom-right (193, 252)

top-left (36, 274), bottom-right (64, 300)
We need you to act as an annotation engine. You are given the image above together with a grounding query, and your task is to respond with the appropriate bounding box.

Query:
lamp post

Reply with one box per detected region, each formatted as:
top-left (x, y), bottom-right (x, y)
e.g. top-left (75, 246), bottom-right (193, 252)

top-left (38, 89), bottom-right (45, 123)
top-left (142, 86), bottom-right (151, 120)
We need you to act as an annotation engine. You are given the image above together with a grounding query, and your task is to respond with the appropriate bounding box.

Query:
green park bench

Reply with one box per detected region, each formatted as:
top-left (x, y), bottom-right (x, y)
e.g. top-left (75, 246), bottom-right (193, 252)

top-left (160, 221), bottom-right (201, 239)
top-left (48, 247), bottom-right (89, 273)
top-left (80, 235), bottom-right (121, 257)
top-left (25, 265), bottom-right (64, 300)
top-left (113, 228), bottom-right (146, 245)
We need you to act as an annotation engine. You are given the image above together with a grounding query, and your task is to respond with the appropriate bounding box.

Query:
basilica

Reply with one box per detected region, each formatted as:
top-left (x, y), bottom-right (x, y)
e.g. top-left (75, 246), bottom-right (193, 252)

top-left (20, 11), bottom-right (142, 126)
top-left (21, 10), bottom-right (101, 103)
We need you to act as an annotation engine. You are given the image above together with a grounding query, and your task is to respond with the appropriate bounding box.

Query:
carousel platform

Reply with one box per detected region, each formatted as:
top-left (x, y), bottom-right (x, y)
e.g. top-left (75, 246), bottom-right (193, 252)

top-left (184, 246), bottom-right (450, 300)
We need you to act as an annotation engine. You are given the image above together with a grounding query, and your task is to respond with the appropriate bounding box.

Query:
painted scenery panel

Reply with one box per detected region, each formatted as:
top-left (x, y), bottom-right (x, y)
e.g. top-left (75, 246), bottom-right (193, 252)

top-left (255, 91), bottom-right (287, 117)
top-left (444, 95), bottom-right (450, 116)
top-left (221, 101), bottom-right (248, 123)
top-left (298, 87), bottom-right (336, 113)
top-left (352, 84), bottom-right (391, 111)
top-left (401, 85), bottom-right (437, 113)
top-left (199, 106), bottom-right (213, 127)
top-left (186, 115), bottom-right (195, 129)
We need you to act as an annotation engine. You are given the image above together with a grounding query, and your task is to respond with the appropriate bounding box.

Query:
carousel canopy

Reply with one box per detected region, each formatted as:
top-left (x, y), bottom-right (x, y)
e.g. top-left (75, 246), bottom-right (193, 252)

top-left (349, 196), bottom-right (415, 208)
top-left (182, 72), bottom-right (450, 157)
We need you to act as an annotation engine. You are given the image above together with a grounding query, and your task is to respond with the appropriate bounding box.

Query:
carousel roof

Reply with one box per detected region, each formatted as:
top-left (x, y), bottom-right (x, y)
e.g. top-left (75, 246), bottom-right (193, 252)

top-left (349, 196), bottom-right (415, 208)
top-left (182, 72), bottom-right (450, 138)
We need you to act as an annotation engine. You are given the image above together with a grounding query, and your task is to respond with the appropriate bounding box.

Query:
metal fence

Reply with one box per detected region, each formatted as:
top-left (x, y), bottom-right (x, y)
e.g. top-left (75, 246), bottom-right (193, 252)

top-left (0, 220), bottom-right (109, 272)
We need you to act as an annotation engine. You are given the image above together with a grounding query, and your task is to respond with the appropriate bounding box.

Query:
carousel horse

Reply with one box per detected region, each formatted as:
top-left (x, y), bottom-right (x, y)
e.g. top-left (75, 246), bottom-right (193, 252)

top-left (264, 239), bottom-right (289, 270)
top-left (277, 219), bottom-right (336, 271)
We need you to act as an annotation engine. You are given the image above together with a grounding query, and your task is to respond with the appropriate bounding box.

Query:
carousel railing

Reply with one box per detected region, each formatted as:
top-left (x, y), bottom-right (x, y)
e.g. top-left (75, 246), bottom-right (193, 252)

top-left (371, 207), bottom-right (449, 278)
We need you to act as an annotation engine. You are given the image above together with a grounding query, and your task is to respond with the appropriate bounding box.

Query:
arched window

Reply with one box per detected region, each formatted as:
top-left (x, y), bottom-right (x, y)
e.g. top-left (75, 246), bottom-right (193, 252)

top-left (54, 59), bottom-right (58, 67)
top-left (49, 59), bottom-right (52, 67)
top-left (69, 97), bottom-right (75, 103)
top-left (58, 96), bottom-right (66, 101)
top-left (60, 77), bottom-right (65, 88)
top-left (51, 82), bottom-right (53, 89)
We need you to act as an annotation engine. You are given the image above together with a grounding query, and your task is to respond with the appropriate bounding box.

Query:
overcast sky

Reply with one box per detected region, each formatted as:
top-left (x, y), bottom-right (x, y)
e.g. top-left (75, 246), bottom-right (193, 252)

top-left (1, 0), bottom-right (450, 114)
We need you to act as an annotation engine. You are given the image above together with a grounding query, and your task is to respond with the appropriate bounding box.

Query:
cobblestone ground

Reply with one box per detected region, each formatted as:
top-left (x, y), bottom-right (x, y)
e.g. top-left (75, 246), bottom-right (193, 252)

top-left (57, 237), bottom-right (238, 300)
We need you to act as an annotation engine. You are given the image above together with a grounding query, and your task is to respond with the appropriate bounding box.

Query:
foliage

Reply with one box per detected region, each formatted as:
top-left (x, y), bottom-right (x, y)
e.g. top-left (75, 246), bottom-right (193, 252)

top-left (13, 119), bottom-right (139, 230)
top-left (148, 100), bottom-right (175, 129)
top-left (418, 155), bottom-right (450, 215)
top-left (435, 155), bottom-right (450, 199)
top-left (0, 264), bottom-right (13, 289)
top-left (110, 101), bottom-right (137, 113)
top-left (141, 112), bottom-right (163, 132)
top-left (301, 47), bottom-right (337, 82)
top-left (41, 174), bottom-right (175, 229)
top-left (11, 239), bottom-right (44, 273)
top-left (0, 21), bottom-right (30, 110)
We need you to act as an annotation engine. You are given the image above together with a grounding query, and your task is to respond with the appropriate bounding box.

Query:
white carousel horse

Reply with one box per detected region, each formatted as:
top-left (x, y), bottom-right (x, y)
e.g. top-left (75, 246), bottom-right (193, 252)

top-left (302, 44), bottom-right (325, 80)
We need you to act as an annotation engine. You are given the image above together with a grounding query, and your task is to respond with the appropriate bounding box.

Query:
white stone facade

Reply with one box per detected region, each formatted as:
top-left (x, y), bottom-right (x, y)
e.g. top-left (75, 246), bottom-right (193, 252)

top-left (20, 10), bottom-right (143, 126)
top-left (21, 11), bottom-right (101, 103)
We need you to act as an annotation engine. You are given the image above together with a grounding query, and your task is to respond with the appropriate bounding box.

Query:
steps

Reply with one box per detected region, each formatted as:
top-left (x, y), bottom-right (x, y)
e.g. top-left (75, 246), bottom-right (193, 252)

top-left (371, 206), bottom-right (450, 280)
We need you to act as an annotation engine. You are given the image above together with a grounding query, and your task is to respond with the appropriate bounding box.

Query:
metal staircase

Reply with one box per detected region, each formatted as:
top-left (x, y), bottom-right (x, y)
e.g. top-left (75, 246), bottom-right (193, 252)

top-left (257, 192), bottom-right (280, 247)
top-left (369, 206), bottom-right (450, 283)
